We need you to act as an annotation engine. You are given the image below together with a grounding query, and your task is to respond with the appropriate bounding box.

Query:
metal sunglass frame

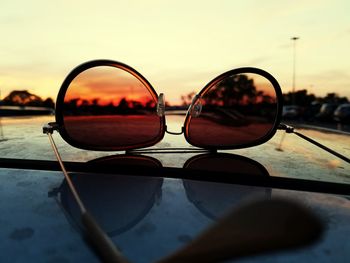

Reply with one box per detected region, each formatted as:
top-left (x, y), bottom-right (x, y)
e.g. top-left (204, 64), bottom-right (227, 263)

top-left (49, 59), bottom-right (284, 152)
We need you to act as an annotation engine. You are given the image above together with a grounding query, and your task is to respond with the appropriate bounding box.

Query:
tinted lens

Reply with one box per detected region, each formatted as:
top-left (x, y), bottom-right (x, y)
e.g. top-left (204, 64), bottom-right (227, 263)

top-left (185, 70), bottom-right (280, 149)
top-left (58, 63), bottom-right (164, 150)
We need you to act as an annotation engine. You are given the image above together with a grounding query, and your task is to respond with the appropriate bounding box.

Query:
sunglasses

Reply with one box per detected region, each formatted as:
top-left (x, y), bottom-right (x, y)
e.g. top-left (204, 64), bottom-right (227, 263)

top-left (48, 59), bottom-right (283, 151)
top-left (42, 60), bottom-right (348, 262)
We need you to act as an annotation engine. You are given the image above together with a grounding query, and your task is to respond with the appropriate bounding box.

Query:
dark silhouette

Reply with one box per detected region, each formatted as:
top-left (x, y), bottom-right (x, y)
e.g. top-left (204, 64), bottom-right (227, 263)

top-left (282, 90), bottom-right (349, 123)
top-left (43, 98), bottom-right (55, 108)
top-left (214, 74), bottom-right (257, 106)
top-left (180, 84), bottom-right (349, 127)
top-left (63, 96), bottom-right (157, 116)
top-left (0, 90), bottom-right (55, 116)
top-left (1, 90), bottom-right (55, 108)
top-left (180, 74), bottom-right (274, 108)
top-left (180, 74), bottom-right (276, 124)
top-left (322, 93), bottom-right (349, 104)
top-left (283, 90), bottom-right (348, 107)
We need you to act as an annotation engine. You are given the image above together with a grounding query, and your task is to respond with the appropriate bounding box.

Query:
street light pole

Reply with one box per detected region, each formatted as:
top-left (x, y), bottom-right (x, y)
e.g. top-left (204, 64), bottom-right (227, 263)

top-left (291, 36), bottom-right (299, 105)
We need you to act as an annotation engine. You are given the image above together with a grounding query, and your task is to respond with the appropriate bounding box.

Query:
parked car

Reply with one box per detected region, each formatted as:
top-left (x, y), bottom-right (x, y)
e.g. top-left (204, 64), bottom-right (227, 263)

top-left (316, 103), bottom-right (339, 121)
top-left (334, 103), bottom-right (350, 124)
top-left (282, 105), bottom-right (302, 119)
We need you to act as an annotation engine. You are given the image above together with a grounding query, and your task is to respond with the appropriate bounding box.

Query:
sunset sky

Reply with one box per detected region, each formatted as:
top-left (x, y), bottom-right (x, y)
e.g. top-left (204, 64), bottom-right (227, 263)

top-left (1, 0), bottom-right (350, 105)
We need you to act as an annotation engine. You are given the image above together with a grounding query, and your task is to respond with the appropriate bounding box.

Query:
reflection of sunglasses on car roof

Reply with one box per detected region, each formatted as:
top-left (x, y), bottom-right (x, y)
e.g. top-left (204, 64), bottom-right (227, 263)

top-left (53, 153), bottom-right (271, 235)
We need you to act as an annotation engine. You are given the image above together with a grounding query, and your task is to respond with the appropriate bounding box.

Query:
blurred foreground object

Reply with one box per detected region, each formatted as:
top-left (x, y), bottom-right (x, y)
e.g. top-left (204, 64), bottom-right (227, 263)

top-left (158, 198), bottom-right (323, 263)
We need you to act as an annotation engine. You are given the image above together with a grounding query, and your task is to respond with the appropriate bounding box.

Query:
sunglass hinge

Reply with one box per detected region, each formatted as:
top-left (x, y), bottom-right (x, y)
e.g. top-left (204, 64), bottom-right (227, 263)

top-left (157, 93), bottom-right (165, 117)
top-left (43, 122), bottom-right (59, 134)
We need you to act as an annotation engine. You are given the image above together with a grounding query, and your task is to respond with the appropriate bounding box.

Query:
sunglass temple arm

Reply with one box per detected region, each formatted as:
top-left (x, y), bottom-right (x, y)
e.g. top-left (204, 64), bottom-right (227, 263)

top-left (278, 123), bottom-right (350, 164)
top-left (43, 123), bottom-right (130, 263)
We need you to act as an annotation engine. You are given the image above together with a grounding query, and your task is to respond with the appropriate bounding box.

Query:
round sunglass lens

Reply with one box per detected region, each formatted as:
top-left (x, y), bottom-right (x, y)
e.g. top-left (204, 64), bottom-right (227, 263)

top-left (60, 64), bottom-right (164, 150)
top-left (185, 71), bottom-right (280, 149)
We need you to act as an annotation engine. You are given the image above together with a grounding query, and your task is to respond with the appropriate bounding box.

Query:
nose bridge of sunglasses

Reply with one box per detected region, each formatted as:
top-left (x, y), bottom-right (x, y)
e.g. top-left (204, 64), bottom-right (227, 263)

top-left (155, 92), bottom-right (183, 135)
top-left (163, 94), bottom-right (203, 136)
top-left (157, 92), bottom-right (184, 135)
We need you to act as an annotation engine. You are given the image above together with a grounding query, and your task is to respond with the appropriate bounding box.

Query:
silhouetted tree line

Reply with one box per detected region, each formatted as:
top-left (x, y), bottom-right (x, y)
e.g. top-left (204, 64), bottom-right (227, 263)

top-left (180, 79), bottom-right (349, 110)
top-left (63, 97), bottom-right (156, 115)
top-left (283, 90), bottom-right (348, 106)
top-left (1, 90), bottom-right (55, 108)
top-left (180, 74), bottom-right (276, 121)
top-left (206, 74), bottom-right (274, 106)
top-left (181, 74), bottom-right (274, 107)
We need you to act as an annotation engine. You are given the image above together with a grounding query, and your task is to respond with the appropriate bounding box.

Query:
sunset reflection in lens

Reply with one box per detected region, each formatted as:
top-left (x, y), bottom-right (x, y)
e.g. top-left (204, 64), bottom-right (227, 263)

top-left (62, 66), bottom-right (163, 150)
top-left (186, 73), bottom-right (278, 148)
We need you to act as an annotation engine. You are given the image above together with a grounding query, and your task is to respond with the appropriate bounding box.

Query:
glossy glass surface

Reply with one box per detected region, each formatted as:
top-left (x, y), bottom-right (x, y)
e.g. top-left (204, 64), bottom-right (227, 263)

top-left (62, 66), bottom-right (162, 149)
top-left (186, 73), bottom-right (278, 148)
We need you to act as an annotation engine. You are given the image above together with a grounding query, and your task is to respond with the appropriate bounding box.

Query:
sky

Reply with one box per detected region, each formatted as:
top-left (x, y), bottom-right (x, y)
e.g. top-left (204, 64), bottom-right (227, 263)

top-left (1, 0), bottom-right (350, 105)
